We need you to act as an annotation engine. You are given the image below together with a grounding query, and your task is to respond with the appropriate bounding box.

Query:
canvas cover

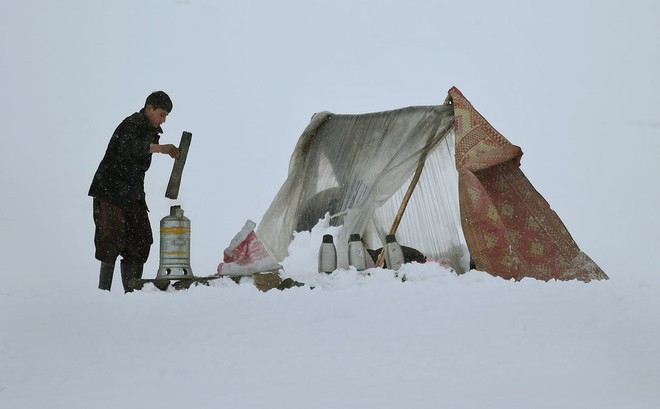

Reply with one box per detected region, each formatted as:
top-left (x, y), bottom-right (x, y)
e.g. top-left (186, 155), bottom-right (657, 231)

top-left (257, 87), bottom-right (607, 281)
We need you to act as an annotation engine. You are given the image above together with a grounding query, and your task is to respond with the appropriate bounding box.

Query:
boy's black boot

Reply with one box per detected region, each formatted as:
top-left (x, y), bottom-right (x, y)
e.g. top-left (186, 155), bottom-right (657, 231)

top-left (98, 261), bottom-right (115, 291)
top-left (121, 262), bottom-right (144, 293)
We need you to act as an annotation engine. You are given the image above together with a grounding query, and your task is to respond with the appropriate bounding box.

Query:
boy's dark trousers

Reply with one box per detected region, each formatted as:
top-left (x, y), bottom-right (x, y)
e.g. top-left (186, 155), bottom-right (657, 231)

top-left (93, 198), bottom-right (152, 292)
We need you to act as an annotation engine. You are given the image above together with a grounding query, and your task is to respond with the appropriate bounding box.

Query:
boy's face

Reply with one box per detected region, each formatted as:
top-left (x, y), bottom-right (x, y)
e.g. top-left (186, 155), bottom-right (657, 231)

top-left (145, 104), bottom-right (169, 128)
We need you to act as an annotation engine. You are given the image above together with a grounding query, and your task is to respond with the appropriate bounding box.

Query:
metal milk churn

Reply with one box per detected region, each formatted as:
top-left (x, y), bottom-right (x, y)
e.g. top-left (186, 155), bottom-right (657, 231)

top-left (348, 233), bottom-right (367, 271)
top-left (318, 234), bottom-right (337, 274)
top-left (157, 205), bottom-right (194, 279)
top-left (384, 234), bottom-right (404, 270)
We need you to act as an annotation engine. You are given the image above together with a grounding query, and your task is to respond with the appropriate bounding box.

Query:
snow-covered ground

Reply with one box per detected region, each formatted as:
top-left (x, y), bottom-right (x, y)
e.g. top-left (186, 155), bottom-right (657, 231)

top-left (2, 1), bottom-right (659, 408)
top-left (2, 229), bottom-right (658, 408)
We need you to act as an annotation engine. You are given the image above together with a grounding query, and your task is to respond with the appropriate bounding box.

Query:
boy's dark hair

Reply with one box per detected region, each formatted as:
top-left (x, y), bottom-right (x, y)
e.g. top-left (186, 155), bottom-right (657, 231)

top-left (145, 91), bottom-right (173, 113)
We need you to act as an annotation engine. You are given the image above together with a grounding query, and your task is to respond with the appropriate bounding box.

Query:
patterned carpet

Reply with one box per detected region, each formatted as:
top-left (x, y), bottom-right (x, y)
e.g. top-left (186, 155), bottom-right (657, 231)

top-left (450, 87), bottom-right (607, 281)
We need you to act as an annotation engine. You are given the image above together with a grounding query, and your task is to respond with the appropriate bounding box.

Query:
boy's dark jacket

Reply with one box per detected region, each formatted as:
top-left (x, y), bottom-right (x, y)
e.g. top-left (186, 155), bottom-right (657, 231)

top-left (89, 109), bottom-right (162, 206)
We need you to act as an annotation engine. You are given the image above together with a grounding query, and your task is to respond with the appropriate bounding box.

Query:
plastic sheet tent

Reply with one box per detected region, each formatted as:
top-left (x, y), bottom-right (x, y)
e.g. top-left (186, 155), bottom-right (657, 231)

top-left (257, 87), bottom-right (607, 282)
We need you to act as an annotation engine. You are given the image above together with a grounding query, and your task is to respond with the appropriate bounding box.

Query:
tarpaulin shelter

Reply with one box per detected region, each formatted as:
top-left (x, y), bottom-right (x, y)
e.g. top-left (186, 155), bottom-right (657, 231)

top-left (257, 87), bottom-right (607, 282)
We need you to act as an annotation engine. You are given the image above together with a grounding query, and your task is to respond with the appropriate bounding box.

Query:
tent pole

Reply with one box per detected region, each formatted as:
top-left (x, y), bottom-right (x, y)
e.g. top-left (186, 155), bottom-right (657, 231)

top-left (376, 100), bottom-right (454, 268)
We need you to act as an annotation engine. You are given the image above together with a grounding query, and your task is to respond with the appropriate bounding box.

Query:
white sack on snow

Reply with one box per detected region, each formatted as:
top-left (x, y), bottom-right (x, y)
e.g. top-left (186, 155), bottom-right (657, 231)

top-left (216, 220), bottom-right (282, 277)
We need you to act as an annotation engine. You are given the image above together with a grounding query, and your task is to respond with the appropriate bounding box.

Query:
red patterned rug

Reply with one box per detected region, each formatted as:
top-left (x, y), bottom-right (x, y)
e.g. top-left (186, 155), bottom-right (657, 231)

top-left (449, 87), bottom-right (607, 281)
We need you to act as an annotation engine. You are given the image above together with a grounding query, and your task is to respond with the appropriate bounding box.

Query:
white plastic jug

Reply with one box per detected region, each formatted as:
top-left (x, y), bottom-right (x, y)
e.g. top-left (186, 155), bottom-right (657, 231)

top-left (384, 234), bottom-right (404, 270)
top-left (318, 234), bottom-right (337, 274)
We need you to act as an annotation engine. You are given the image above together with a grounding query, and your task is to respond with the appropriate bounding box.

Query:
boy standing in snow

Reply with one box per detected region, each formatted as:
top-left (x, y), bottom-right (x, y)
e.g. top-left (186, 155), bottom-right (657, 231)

top-left (89, 91), bottom-right (179, 292)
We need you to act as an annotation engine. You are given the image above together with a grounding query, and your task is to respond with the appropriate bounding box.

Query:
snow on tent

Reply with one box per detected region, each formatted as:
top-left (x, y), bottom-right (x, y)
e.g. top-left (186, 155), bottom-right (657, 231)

top-left (255, 87), bottom-right (607, 282)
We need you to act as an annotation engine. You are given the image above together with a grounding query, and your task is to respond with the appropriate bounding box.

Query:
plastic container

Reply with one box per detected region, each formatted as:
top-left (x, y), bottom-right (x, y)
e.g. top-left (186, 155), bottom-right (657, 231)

top-left (318, 234), bottom-right (337, 274)
top-left (384, 234), bottom-right (404, 270)
top-left (348, 233), bottom-right (367, 271)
